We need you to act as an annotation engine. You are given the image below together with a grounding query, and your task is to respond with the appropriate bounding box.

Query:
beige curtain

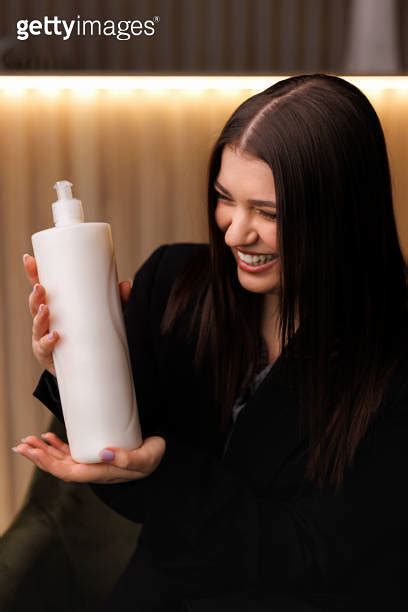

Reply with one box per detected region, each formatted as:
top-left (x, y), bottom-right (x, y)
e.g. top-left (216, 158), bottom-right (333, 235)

top-left (1, 78), bottom-right (407, 534)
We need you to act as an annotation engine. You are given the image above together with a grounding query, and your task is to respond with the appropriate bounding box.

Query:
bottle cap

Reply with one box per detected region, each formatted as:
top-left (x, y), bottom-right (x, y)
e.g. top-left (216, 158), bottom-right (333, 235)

top-left (52, 180), bottom-right (84, 227)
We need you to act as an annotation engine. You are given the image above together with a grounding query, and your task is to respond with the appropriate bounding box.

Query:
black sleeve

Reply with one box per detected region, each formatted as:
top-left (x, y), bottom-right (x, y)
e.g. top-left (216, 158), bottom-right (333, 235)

top-left (32, 371), bottom-right (63, 421)
top-left (32, 244), bottom-right (169, 523)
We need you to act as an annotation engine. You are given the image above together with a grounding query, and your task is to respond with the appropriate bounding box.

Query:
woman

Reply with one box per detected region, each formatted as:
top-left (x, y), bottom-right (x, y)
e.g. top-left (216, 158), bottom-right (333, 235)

top-left (19, 74), bottom-right (408, 610)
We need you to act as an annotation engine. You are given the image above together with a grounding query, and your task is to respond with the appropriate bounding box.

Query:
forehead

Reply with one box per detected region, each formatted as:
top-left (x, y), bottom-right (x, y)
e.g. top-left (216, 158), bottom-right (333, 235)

top-left (217, 145), bottom-right (276, 194)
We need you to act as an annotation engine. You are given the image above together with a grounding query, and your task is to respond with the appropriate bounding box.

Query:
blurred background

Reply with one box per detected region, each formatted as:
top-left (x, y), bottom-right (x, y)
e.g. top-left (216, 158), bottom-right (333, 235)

top-left (0, 0), bottom-right (407, 537)
top-left (1, 0), bottom-right (408, 72)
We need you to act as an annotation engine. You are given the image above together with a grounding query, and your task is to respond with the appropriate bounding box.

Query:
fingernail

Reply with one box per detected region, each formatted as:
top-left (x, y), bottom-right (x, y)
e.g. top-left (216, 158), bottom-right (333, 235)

top-left (20, 437), bottom-right (28, 443)
top-left (47, 332), bottom-right (56, 341)
top-left (12, 446), bottom-right (19, 453)
top-left (127, 279), bottom-right (133, 287)
top-left (100, 449), bottom-right (115, 461)
top-left (34, 283), bottom-right (40, 294)
top-left (23, 253), bottom-right (30, 264)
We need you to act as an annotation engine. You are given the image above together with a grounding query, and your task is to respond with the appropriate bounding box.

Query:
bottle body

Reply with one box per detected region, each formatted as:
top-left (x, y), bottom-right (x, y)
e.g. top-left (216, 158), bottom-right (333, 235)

top-left (31, 222), bottom-right (142, 462)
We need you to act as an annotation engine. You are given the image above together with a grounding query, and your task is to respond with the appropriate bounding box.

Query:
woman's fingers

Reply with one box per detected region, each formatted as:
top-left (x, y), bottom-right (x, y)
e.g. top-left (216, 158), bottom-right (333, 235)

top-left (99, 436), bottom-right (166, 474)
top-left (13, 443), bottom-right (82, 482)
top-left (119, 279), bottom-right (132, 307)
top-left (33, 330), bottom-right (59, 359)
top-left (19, 434), bottom-right (66, 459)
top-left (32, 303), bottom-right (50, 341)
top-left (25, 262), bottom-right (59, 375)
top-left (23, 253), bottom-right (39, 287)
top-left (28, 283), bottom-right (46, 318)
top-left (31, 301), bottom-right (59, 349)
top-left (40, 432), bottom-right (70, 455)
top-left (13, 438), bottom-right (149, 484)
top-left (24, 254), bottom-right (46, 318)
top-left (14, 429), bottom-right (165, 487)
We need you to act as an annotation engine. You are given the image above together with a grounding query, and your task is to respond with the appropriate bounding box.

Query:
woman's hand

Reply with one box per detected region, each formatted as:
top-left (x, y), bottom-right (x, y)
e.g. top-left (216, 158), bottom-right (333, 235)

top-left (12, 431), bottom-right (166, 484)
top-left (23, 253), bottom-right (133, 376)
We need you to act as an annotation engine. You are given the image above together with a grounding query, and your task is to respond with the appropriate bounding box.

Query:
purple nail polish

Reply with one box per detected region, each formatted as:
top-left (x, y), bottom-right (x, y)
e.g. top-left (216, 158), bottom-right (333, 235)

top-left (101, 449), bottom-right (115, 461)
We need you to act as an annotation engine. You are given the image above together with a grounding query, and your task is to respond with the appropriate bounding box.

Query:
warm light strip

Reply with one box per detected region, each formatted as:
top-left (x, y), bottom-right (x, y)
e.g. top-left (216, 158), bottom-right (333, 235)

top-left (0, 75), bottom-right (407, 94)
top-left (0, 75), bottom-right (407, 93)
top-left (0, 75), bottom-right (280, 93)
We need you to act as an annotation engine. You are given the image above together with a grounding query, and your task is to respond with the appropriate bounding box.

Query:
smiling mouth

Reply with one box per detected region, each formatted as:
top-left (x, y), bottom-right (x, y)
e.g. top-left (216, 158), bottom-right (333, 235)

top-left (237, 249), bottom-right (279, 266)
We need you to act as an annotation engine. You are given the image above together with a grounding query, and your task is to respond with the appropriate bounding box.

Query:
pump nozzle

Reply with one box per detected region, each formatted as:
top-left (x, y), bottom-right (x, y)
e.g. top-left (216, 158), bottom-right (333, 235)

top-left (54, 180), bottom-right (74, 202)
top-left (52, 179), bottom-right (84, 227)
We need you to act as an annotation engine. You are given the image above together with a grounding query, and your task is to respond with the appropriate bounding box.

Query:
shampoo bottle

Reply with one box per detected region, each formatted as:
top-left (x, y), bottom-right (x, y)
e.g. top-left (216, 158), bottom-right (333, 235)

top-left (31, 180), bottom-right (142, 462)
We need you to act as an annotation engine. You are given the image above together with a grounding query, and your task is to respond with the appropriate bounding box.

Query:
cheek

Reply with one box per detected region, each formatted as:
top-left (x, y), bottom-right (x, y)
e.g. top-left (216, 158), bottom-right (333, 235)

top-left (214, 204), bottom-right (231, 232)
top-left (259, 224), bottom-right (278, 249)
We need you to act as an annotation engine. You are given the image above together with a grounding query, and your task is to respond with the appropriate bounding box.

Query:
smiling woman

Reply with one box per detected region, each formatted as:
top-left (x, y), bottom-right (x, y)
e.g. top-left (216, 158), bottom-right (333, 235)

top-left (214, 147), bottom-right (280, 291)
top-left (18, 74), bottom-right (408, 611)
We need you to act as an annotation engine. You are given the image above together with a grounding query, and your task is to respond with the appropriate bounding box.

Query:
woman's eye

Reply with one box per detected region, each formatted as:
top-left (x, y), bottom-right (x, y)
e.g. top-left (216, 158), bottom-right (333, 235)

top-left (256, 209), bottom-right (277, 221)
top-left (215, 191), bottom-right (233, 204)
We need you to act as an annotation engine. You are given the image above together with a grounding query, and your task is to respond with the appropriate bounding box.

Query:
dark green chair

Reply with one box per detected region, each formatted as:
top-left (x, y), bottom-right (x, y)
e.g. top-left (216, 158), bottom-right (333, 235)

top-left (0, 417), bottom-right (141, 612)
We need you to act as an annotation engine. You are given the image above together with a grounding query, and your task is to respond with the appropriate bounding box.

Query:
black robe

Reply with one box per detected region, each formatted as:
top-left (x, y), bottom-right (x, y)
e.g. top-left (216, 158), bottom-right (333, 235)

top-left (34, 243), bottom-right (408, 611)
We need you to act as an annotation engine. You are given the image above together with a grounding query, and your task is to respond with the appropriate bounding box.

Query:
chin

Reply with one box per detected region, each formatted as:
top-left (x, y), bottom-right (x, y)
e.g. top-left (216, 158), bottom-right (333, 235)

top-left (237, 269), bottom-right (281, 294)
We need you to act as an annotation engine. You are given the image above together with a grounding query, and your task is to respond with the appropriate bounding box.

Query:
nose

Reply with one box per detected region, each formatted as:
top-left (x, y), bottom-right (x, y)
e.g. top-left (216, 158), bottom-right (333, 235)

top-left (224, 209), bottom-right (258, 247)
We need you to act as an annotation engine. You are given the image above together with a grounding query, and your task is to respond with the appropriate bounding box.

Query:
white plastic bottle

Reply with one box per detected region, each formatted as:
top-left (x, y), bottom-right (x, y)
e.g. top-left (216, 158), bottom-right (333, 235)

top-left (31, 180), bottom-right (142, 462)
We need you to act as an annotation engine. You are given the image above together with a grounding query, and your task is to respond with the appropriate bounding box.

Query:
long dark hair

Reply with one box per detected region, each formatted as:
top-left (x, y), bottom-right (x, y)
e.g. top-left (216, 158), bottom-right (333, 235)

top-left (162, 74), bottom-right (408, 488)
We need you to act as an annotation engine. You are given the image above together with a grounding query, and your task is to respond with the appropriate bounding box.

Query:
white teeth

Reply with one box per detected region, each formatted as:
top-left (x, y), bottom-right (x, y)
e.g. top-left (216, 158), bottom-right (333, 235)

top-left (237, 250), bottom-right (277, 265)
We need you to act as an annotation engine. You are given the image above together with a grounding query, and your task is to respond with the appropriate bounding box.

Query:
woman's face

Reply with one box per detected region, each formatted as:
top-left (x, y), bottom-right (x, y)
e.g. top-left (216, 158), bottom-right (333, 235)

top-left (214, 145), bottom-right (281, 295)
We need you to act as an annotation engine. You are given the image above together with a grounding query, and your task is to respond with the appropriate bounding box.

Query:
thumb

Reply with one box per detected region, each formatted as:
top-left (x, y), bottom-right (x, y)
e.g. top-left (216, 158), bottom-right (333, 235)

top-left (119, 279), bottom-right (133, 307)
top-left (99, 436), bottom-right (166, 473)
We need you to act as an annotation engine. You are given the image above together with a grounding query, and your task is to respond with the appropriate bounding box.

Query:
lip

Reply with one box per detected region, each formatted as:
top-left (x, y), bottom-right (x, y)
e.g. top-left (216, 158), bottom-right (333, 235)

top-left (235, 251), bottom-right (280, 274)
top-left (237, 248), bottom-right (276, 256)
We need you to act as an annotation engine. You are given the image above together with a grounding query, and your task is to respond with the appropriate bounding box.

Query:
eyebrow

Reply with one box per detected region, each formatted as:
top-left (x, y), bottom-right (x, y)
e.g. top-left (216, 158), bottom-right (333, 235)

top-left (214, 179), bottom-right (276, 208)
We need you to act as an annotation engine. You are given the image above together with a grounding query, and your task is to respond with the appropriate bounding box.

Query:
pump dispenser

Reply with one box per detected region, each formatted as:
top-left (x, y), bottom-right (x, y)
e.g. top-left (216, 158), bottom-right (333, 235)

top-left (52, 180), bottom-right (84, 227)
top-left (31, 180), bottom-right (142, 462)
